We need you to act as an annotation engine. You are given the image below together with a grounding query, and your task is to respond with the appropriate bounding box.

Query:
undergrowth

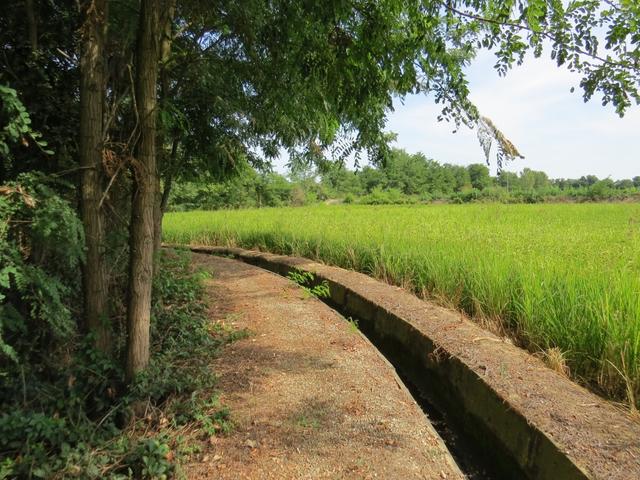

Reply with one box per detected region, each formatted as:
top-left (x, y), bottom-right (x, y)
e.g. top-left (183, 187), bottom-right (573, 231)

top-left (0, 249), bottom-right (233, 479)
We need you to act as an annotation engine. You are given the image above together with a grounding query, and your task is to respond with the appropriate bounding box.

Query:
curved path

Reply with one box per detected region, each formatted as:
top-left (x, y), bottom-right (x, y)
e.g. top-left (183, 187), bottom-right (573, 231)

top-left (185, 253), bottom-right (463, 479)
top-left (176, 245), bottom-right (640, 480)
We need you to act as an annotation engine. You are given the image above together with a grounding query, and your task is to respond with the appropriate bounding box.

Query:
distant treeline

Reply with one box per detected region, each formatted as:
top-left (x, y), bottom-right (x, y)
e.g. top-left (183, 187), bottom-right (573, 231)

top-left (170, 149), bottom-right (640, 210)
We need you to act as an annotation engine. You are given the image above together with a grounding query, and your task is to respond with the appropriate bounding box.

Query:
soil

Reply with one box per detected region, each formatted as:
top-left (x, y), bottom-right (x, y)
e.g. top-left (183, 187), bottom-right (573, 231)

top-left (184, 254), bottom-right (463, 479)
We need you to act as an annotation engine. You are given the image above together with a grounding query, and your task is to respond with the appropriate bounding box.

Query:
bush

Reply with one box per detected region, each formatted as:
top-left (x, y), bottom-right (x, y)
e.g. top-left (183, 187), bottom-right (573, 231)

top-left (290, 185), bottom-right (306, 206)
top-left (0, 246), bottom-right (233, 479)
top-left (358, 187), bottom-right (416, 205)
top-left (0, 172), bottom-right (84, 368)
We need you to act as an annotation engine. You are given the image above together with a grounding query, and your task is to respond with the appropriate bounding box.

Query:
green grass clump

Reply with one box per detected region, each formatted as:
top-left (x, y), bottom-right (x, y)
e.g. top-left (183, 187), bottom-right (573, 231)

top-left (163, 204), bottom-right (640, 408)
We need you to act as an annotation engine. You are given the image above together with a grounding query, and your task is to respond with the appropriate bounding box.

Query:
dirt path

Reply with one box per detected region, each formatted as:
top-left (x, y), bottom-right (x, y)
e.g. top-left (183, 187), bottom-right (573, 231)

top-left (184, 253), bottom-right (463, 479)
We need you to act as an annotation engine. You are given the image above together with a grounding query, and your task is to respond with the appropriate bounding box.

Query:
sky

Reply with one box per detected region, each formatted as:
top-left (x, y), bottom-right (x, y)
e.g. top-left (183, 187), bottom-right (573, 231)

top-left (274, 49), bottom-right (640, 180)
top-left (386, 50), bottom-right (640, 180)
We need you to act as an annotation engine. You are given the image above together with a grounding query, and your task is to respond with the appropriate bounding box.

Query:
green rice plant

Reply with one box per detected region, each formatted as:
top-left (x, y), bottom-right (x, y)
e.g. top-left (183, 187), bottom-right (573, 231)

top-left (163, 203), bottom-right (640, 408)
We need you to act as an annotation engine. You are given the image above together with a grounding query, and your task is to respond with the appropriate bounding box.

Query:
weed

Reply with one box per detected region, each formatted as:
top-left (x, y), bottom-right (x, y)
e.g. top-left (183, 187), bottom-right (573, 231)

top-left (296, 415), bottom-right (320, 429)
top-left (287, 269), bottom-right (330, 299)
top-left (347, 317), bottom-right (360, 334)
top-left (541, 347), bottom-right (570, 377)
top-left (134, 438), bottom-right (174, 480)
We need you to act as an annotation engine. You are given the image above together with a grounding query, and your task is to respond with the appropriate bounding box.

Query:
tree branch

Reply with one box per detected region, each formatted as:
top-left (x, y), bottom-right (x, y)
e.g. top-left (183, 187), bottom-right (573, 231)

top-left (439, 1), bottom-right (626, 69)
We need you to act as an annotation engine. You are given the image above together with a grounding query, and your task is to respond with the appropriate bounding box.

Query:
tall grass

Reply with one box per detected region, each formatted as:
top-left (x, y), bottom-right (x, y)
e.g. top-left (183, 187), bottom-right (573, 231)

top-left (164, 204), bottom-right (640, 407)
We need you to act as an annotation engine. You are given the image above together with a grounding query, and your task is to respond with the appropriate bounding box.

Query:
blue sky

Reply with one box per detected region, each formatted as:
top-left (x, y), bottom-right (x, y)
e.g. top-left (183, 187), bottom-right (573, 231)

top-left (386, 50), bottom-right (640, 180)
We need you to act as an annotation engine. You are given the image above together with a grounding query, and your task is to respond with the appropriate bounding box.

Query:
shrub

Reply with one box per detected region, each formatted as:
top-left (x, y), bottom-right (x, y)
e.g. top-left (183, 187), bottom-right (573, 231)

top-left (358, 187), bottom-right (416, 205)
top-left (0, 247), bottom-right (233, 478)
top-left (0, 172), bottom-right (84, 367)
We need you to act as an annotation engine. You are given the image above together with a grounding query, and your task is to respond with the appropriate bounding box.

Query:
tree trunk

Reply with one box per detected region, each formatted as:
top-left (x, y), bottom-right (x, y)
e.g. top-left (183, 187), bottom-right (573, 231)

top-left (25, 0), bottom-right (37, 52)
top-left (160, 170), bottom-right (174, 213)
top-left (79, 0), bottom-right (110, 352)
top-left (126, 0), bottom-right (160, 381)
top-left (152, 0), bottom-right (176, 260)
top-left (153, 138), bottom-right (178, 256)
top-left (161, 140), bottom-right (179, 213)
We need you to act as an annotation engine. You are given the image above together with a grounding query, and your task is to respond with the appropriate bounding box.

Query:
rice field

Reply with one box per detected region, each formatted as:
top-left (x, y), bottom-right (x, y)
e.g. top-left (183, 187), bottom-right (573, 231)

top-left (163, 204), bottom-right (640, 407)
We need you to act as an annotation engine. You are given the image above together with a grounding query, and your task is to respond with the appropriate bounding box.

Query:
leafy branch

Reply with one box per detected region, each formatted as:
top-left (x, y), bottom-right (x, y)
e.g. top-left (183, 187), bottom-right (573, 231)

top-left (0, 85), bottom-right (53, 161)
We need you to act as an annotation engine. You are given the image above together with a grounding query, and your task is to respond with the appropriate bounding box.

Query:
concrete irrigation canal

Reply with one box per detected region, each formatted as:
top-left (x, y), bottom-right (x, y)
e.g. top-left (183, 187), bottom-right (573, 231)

top-left (176, 246), bottom-right (640, 480)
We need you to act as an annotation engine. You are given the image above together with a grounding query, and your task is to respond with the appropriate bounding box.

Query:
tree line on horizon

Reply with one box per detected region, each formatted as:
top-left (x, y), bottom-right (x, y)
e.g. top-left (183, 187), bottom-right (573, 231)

top-left (170, 148), bottom-right (640, 210)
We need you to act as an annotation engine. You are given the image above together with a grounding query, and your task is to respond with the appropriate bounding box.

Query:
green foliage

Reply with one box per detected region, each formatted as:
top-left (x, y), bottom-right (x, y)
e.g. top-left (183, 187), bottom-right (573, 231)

top-left (0, 250), bottom-right (234, 478)
top-left (0, 172), bottom-right (84, 365)
top-left (154, 0), bottom-right (640, 182)
top-left (0, 175), bottom-right (218, 479)
top-left (454, 0), bottom-right (640, 116)
top-left (132, 251), bottom-right (220, 404)
top-left (467, 164), bottom-right (492, 190)
top-left (169, 170), bottom-right (295, 211)
top-left (173, 396), bottom-right (233, 437)
top-left (287, 269), bottom-right (331, 299)
top-left (134, 438), bottom-right (174, 480)
top-left (170, 148), bottom-right (640, 211)
top-left (588, 179), bottom-right (615, 200)
top-left (358, 187), bottom-right (418, 205)
top-left (0, 85), bottom-right (53, 166)
top-left (3, 0), bottom-right (638, 190)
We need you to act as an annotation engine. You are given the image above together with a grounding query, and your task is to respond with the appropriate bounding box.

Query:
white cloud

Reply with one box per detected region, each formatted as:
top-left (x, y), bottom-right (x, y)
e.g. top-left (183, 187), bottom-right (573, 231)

top-left (386, 51), bottom-right (640, 179)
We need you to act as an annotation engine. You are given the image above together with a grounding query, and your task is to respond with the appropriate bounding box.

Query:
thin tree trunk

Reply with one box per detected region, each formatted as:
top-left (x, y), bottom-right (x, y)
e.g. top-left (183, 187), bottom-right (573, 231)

top-left (160, 173), bottom-right (174, 213)
top-left (153, 138), bottom-right (178, 255)
top-left (152, 0), bottom-right (176, 260)
top-left (126, 0), bottom-right (160, 381)
top-left (79, 0), bottom-right (110, 352)
top-left (152, 176), bottom-right (163, 261)
top-left (160, 140), bottom-right (179, 213)
top-left (25, 0), bottom-right (37, 52)
top-left (153, 175), bottom-right (172, 252)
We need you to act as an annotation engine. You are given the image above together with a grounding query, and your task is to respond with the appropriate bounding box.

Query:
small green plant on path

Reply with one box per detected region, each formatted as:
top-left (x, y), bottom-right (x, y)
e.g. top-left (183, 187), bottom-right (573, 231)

top-left (347, 317), bottom-right (360, 334)
top-left (296, 415), bottom-right (321, 429)
top-left (287, 269), bottom-right (330, 299)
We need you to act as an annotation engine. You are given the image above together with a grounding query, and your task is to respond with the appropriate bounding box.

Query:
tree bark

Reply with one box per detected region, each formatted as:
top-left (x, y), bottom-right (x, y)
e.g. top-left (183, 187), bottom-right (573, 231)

top-left (161, 140), bottom-right (179, 212)
top-left (153, 138), bottom-right (178, 257)
top-left (152, 0), bottom-right (176, 260)
top-left (79, 0), bottom-right (110, 352)
top-left (126, 0), bottom-right (161, 381)
top-left (25, 0), bottom-right (38, 52)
